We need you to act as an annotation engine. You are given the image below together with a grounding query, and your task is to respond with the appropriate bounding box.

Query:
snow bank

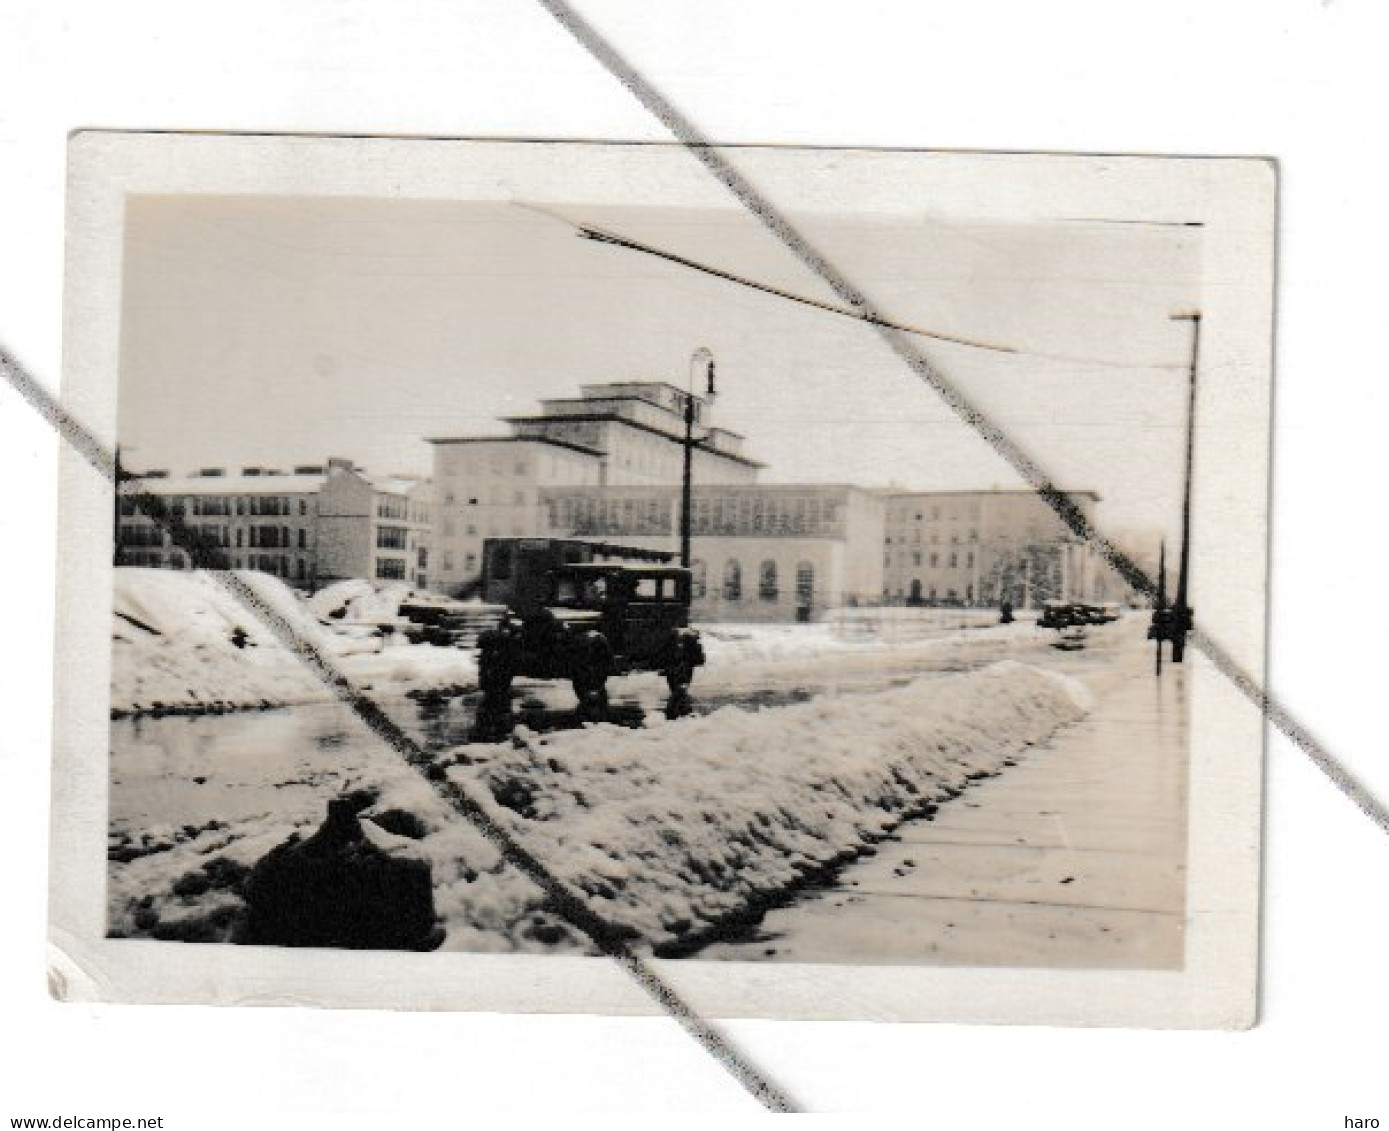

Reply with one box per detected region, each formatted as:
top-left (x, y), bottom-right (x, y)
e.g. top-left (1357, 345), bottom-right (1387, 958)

top-left (357, 661), bottom-right (1093, 954)
top-left (700, 617), bottom-right (1039, 665)
top-left (111, 569), bottom-right (470, 715)
top-left (112, 569), bottom-right (351, 715)
top-left (107, 662), bottom-right (1090, 951)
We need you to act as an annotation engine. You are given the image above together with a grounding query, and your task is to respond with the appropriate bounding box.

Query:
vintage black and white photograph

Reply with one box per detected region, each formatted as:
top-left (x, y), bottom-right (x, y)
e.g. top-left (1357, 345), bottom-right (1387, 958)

top-left (52, 133), bottom-right (1271, 1024)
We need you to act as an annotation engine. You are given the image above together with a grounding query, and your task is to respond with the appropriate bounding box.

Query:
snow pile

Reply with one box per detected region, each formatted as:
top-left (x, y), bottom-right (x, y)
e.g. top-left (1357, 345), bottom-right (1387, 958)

top-left (343, 635), bottom-right (475, 696)
top-left (110, 569), bottom-right (469, 715)
top-left (363, 660), bottom-right (1092, 954)
top-left (686, 616), bottom-right (1070, 701)
top-left (306, 579), bottom-right (420, 624)
top-left (111, 569), bottom-right (361, 715)
top-left (700, 618), bottom-right (1035, 665)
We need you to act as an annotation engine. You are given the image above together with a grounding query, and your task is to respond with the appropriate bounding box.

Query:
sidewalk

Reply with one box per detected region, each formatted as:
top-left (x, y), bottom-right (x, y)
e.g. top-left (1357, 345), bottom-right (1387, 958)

top-left (702, 651), bottom-right (1189, 968)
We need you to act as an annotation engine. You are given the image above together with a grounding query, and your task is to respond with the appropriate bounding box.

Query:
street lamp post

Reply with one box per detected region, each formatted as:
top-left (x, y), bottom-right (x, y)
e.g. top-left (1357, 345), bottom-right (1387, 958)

top-left (680, 347), bottom-right (716, 569)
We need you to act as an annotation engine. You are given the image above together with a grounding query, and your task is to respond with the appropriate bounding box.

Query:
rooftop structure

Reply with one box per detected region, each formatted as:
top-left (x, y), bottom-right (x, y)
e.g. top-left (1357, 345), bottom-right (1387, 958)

top-left (428, 379), bottom-right (764, 593)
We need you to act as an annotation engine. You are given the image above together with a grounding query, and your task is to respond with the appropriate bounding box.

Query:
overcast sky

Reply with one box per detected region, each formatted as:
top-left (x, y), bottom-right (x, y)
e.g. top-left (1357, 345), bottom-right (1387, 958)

top-left (118, 193), bottom-right (1201, 544)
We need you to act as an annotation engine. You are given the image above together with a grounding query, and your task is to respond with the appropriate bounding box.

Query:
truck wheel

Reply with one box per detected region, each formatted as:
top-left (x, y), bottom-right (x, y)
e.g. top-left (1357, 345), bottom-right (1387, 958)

top-left (573, 676), bottom-right (609, 718)
top-left (478, 646), bottom-right (513, 700)
top-left (665, 661), bottom-right (694, 696)
top-left (570, 631), bottom-right (612, 718)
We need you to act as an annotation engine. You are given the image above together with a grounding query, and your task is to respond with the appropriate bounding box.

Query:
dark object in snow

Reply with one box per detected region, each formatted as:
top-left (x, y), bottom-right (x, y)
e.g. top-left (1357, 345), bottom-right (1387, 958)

top-left (999, 599), bottom-right (1014, 624)
top-left (369, 807), bottom-right (429, 840)
top-left (236, 796), bottom-right (445, 952)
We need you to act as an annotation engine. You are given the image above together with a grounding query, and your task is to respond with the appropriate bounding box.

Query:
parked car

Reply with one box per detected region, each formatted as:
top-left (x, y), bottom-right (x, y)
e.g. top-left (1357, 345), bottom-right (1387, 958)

top-left (1039, 600), bottom-right (1121, 629)
top-left (1037, 600), bottom-right (1080, 629)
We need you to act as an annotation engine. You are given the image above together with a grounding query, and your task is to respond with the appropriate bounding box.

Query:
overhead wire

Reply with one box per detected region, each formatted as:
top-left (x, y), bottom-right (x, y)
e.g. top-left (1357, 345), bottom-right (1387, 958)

top-left (510, 199), bottom-right (1190, 374)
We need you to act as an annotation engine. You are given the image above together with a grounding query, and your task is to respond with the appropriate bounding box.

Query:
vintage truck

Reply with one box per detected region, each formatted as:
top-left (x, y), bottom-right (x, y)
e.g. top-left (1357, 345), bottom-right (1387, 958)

top-left (474, 538), bottom-right (705, 713)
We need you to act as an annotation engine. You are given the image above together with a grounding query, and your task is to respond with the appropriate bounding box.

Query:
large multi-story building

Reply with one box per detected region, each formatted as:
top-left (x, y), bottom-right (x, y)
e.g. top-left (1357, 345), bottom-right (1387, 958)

top-left (427, 380), bottom-right (762, 594)
top-left (115, 458), bottom-right (432, 589)
top-left (881, 488), bottom-right (1111, 606)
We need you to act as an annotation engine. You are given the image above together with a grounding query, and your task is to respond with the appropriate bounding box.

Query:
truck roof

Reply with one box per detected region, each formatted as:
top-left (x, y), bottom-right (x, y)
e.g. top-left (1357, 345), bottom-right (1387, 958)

top-left (559, 562), bottom-right (690, 575)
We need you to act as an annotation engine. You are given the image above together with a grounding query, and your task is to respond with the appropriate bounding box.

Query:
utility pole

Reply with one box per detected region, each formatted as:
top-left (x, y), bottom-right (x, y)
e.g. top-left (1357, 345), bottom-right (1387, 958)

top-left (1149, 311), bottom-right (1200, 672)
top-left (1171, 312), bottom-right (1200, 663)
top-left (113, 444), bottom-right (125, 565)
top-left (680, 347), bottom-right (715, 569)
top-left (1151, 540), bottom-right (1168, 676)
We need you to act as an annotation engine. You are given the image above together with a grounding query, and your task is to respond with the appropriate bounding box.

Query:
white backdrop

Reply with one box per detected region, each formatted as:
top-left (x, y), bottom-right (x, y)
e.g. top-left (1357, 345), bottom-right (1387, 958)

top-left (2, 1), bottom-right (1386, 1122)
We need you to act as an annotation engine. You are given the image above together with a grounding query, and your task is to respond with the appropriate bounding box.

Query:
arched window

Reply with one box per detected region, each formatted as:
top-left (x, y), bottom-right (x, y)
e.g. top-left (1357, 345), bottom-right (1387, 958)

top-left (691, 558), bottom-right (707, 599)
top-left (759, 560), bottom-right (778, 600)
top-left (795, 561), bottom-right (814, 606)
top-left (723, 559), bottom-right (742, 601)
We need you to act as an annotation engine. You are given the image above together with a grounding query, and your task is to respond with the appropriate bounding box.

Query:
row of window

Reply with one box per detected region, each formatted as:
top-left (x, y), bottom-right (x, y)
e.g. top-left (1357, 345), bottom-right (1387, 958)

top-left (886, 550), bottom-right (976, 570)
top-left (886, 529), bottom-right (978, 545)
top-left (117, 549), bottom-right (312, 580)
top-left (376, 549), bottom-right (427, 571)
top-left (440, 519), bottom-right (524, 541)
top-left (117, 525), bottom-right (165, 548)
top-left (545, 493), bottom-right (846, 539)
top-left (693, 495), bottom-right (845, 537)
top-left (441, 489), bottom-right (530, 507)
top-left (376, 497), bottom-right (427, 522)
top-left (118, 496), bottom-right (311, 518)
top-left (118, 523), bottom-right (308, 550)
top-left (247, 525), bottom-right (305, 549)
top-left (441, 551), bottom-right (478, 574)
top-left (893, 581), bottom-right (975, 603)
top-left (891, 502), bottom-right (983, 522)
top-left (689, 559), bottom-right (816, 605)
top-left (548, 496), bottom-right (671, 537)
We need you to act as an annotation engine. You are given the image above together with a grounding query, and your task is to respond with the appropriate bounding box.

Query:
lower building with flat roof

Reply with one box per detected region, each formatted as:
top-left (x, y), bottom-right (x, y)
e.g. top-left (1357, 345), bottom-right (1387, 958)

top-left (115, 458), bottom-right (432, 590)
top-left (881, 488), bottom-right (1116, 606)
